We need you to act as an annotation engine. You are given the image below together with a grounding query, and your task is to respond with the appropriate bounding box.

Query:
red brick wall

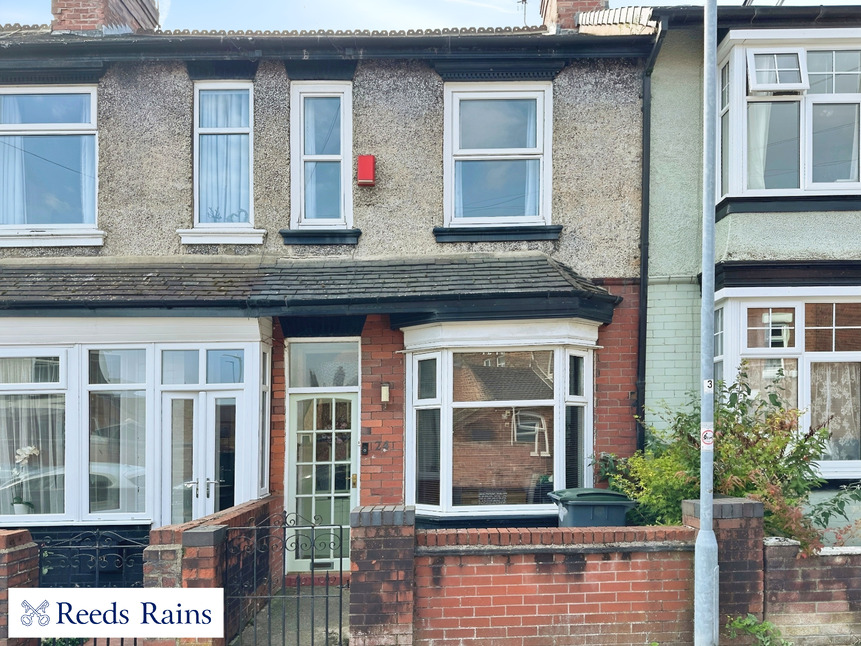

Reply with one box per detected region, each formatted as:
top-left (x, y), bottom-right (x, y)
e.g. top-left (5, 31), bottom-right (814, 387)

top-left (269, 320), bottom-right (286, 495)
top-left (683, 497), bottom-right (765, 632)
top-left (360, 315), bottom-right (406, 506)
top-left (0, 530), bottom-right (39, 646)
top-left (413, 525), bottom-right (695, 646)
top-left (594, 279), bottom-right (640, 465)
top-left (51, 0), bottom-right (158, 32)
top-left (350, 506), bottom-right (416, 646)
top-left (540, 0), bottom-right (609, 29)
top-left (764, 541), bottom-right (861, 642)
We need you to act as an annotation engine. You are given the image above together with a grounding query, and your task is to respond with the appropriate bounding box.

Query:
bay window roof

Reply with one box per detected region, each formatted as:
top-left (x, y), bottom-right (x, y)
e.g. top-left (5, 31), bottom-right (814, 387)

top-left (0, 254), bottom-right (620, 325)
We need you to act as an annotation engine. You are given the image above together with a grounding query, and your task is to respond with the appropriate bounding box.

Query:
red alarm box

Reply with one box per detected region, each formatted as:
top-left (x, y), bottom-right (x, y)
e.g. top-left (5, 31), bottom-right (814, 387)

top-left (357, 155), bottom-right (376, 186)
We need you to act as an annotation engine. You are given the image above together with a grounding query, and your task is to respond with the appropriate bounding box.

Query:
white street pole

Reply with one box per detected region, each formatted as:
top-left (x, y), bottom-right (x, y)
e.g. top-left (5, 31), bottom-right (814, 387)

top-left (695, 0), bottom-right (720, 644)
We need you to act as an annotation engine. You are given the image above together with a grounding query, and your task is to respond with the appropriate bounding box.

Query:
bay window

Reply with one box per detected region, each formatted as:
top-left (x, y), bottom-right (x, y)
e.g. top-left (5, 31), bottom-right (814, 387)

top-left (720, 296), bottom-right (861, 478)
top-left (719, 32), bottom-right (861, 197)
top-left (406, 320), bottom-right (595, 516)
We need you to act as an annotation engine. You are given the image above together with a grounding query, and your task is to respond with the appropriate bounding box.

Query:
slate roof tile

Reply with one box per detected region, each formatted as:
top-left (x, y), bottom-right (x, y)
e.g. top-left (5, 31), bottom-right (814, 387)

top-left (0, 254), bottom-right (614, 310)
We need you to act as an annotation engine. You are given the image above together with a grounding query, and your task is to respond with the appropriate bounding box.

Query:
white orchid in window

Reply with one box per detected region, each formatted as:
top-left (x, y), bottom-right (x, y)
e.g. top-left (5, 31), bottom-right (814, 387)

top-left (8, 445), bottom-right (39, 510)
top-left (14, 445), bottom-right (39, 466)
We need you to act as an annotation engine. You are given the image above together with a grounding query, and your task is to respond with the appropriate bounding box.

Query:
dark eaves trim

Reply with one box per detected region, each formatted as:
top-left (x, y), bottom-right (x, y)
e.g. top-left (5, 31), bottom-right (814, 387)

top-left (715, 260), bottom-right (861, 291)
top-left (650, 5), bottom-right (861, 29)
top-left (262, 290), bottom-right (618, 328)
top-left (280, 228), bottom-right (362, 245)
top-left (0, 33), bottom-right (657, 66)
top-left (716, 195), bottom-right (861, 222)
top-left (433, 225), bottom-right (562, 242)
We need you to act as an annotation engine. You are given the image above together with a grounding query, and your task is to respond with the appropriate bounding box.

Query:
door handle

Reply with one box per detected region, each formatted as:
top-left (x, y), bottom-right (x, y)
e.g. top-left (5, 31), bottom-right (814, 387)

top-left (351, 473), bottom-right (357, 489)
top-left (183, 480), bottom-right (199, 498)
top-left (206, 478), bottom-right (226, 497)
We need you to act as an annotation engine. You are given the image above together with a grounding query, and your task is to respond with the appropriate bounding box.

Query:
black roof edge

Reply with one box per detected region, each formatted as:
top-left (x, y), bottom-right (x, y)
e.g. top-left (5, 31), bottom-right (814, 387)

top-left (0, 33), bottom-right (657, 66)
top-left (276, 293), bottom-right (616, 326)
top-left (716, 259), bottom-right (861, 291)
top-left (651, 4), bottom-right (861, 29)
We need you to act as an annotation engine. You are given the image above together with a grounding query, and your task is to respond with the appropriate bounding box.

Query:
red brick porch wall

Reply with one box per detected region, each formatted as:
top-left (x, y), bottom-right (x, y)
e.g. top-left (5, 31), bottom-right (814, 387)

top-left (360, 315), bottom-right (406, 506)
top-left (594, 279), bottom-right (640, 463)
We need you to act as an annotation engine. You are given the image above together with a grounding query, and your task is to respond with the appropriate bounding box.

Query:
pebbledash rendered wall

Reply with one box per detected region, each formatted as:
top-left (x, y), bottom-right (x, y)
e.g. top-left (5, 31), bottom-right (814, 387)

top-left (349, 498), bottom-right (861, 646)
top-left (0, 55), bottom-right (643, 284)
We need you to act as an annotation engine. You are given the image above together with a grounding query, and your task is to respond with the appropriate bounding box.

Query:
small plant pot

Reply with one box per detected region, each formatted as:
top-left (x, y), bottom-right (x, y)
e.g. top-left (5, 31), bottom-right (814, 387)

top-left (12, 503), bottom-right (32, 515)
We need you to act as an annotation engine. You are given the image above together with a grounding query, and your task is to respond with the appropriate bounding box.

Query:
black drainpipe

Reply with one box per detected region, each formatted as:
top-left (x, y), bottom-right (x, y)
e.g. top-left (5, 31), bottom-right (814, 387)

top-left (636, 19), bottom-right (667, 451)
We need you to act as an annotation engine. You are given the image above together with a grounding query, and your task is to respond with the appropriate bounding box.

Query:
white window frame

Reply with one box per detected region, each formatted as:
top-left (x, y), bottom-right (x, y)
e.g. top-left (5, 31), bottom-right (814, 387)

top-left (404, 319), bottom-right (597, 518)
top-left (0, 86), bottom-right (104, 247)
top-left (718, 29), bottom-right (861, 198)
top-left (443, 82), bottom-right (552, 227)
top-left (746, 48), bottom-right (809, 93)
top-left (717, 290), bottom-right (861, 480)
top-left (289, 82), bottom-right (353, 230)
top-left (181, 81), bottom-right (263, 245)
top-left (0, 318), bottom-right (269, 527)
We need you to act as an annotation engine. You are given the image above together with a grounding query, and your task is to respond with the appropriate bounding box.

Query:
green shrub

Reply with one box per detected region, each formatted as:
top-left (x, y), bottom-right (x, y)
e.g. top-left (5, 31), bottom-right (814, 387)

top-left (598, 368), bottom-right (860, 554)
top-left (726, 614), bottom-right (792, 646)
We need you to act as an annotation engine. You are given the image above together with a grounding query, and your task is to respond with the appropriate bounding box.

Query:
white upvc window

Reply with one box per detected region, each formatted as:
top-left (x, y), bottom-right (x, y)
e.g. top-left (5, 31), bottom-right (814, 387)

top-left (290, 82), bottom-right (353, 229)
top-left (183, 81), bottom-right (263, 245)
top-left (719, 30), bottom-right (861, 198)
top-left (0, 318), bottom-right (270, 527)
top-left (718, 292), bottom-right (861, 479)
top-left (444, 82), bottom-right (552, 227)
top-left (746, 48), bottom-right (809, 92)
top-left (405, 320), bottom-right (597, 517)
top-left (0, 86), bottom-right (103, 247)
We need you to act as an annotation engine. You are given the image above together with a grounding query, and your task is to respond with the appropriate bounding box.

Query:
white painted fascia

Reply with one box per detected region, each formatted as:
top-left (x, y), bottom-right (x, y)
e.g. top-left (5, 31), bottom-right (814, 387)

top-left (0, 317), bottom-right (268, 346)
top-left (402, 318), bottom-right (601, 352)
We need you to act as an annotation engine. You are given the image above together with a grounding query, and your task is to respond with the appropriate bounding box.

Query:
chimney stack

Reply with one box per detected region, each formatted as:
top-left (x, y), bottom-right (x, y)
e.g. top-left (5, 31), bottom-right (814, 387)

top-left (540, 0), bottom-right (610, 31)
top-left (52, 0), bottom-right (159, 33)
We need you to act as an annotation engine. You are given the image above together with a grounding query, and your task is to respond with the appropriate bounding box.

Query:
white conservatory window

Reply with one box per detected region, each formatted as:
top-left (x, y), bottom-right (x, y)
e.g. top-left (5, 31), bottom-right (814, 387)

top-left (0, 319), bottom-right (269, 526)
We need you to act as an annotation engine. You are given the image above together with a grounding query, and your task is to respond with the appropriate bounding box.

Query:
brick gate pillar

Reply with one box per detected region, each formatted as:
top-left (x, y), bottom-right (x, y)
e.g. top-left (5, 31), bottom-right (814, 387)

top-left (683, 497), bottom-right (765, 627)
top-left (350, 505), bottom-right (415, 646)
top-left (0, 530), bottom-right (40, 646)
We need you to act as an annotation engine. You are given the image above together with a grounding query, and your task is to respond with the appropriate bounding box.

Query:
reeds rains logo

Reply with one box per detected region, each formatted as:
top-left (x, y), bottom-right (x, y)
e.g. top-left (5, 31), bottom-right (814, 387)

top-left (20, 599), bottom-right (50, 627)
top-left (9, 588), bottom-right (223, 638)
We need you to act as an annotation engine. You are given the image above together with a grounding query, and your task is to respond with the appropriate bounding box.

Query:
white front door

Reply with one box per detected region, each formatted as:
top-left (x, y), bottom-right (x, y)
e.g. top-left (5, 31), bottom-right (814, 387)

top-left (163, 391), bottom-right (240, 524)
top-left (287, 393), bottom-right (358, 571)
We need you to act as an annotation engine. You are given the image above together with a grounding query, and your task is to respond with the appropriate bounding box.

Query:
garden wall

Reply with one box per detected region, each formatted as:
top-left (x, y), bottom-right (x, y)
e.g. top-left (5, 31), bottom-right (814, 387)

top-left (350, 498), bottom-right (861, 646)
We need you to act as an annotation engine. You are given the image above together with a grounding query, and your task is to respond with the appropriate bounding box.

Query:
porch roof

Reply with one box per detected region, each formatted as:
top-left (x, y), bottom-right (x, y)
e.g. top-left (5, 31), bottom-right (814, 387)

top-left (0, 253), bottom-right (620, 325)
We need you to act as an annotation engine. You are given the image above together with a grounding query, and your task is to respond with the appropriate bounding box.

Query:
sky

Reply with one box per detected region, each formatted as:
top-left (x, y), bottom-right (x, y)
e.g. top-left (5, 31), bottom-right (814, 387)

top-left (0, 0), bottom-right (857, 32)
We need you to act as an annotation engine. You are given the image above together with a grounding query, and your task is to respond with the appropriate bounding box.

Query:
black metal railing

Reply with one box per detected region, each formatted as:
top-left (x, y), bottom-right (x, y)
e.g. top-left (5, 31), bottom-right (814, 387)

top-left (224, 512), bottom-right (349, 646)
top-left (33, 526), bottom-right (149, 588)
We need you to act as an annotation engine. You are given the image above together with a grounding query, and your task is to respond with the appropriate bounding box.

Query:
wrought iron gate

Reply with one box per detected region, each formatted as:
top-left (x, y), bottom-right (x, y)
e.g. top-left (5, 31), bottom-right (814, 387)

top-left (224, 512), bottom-right (349, 646)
